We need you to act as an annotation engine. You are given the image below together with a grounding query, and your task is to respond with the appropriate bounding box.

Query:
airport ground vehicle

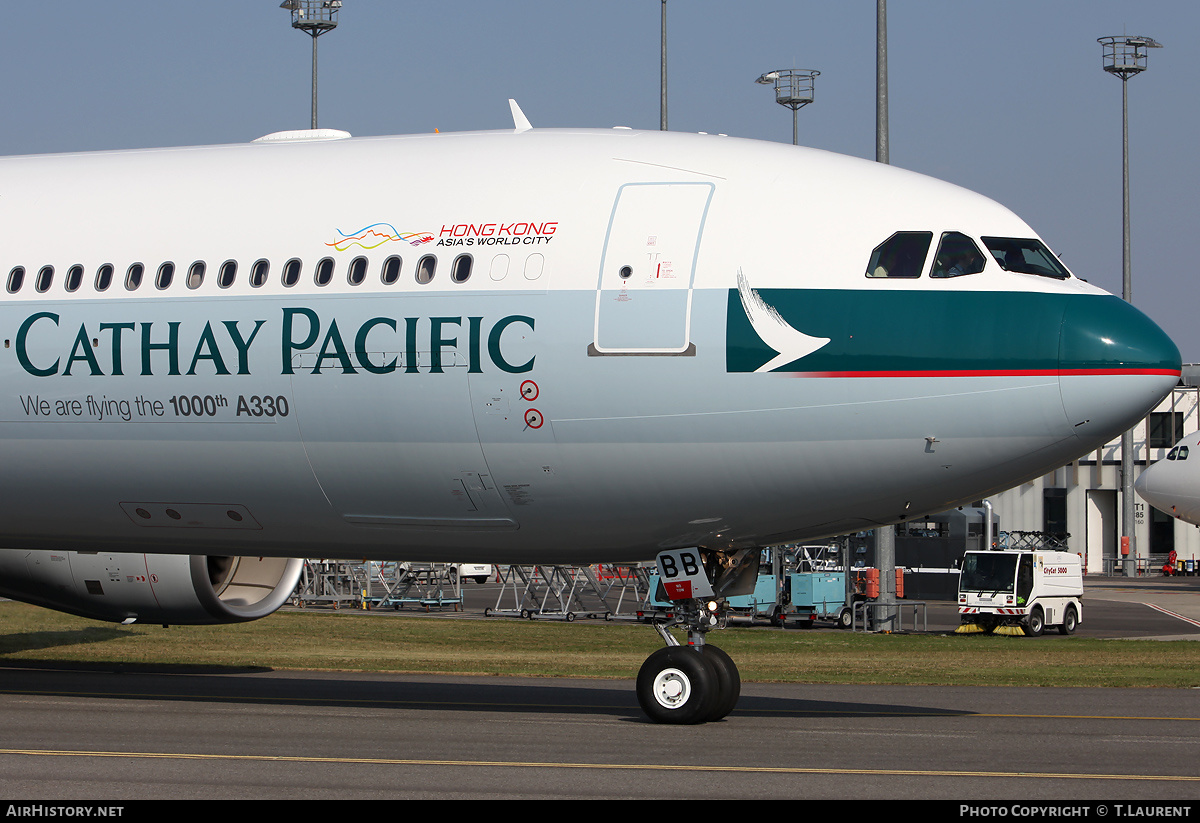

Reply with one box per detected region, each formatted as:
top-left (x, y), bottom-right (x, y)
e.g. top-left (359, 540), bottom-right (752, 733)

top-left (455, 564), bottom-right (494, 584)
top-left (648, 563), bottom-right (852, 628)
top-left (957, 550), bottom-right (1083, 636)
top-left (781, 570), bottom-right (852, 628)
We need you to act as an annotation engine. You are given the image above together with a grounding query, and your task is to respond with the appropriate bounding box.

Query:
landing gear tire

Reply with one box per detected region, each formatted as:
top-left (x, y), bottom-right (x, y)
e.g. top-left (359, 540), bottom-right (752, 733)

top-left (699, 644), bottom-right (740, 722)
top-left (636, 646), bottom-right (719, 725)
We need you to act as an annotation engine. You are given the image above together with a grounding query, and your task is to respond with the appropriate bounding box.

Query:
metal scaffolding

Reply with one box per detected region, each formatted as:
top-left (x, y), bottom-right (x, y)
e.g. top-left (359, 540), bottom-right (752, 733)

top-left (486, 564), bottom-right (653, 621)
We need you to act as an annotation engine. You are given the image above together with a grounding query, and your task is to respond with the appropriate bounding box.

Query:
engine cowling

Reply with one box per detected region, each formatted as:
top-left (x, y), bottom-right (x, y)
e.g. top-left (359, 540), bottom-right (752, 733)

top-left (0, 550), bottom-right (303, 625)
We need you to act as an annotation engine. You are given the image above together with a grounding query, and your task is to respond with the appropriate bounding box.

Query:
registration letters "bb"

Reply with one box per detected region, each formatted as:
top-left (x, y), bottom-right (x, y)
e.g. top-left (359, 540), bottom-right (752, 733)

top-left (655, 549), bottom-right (714, 601)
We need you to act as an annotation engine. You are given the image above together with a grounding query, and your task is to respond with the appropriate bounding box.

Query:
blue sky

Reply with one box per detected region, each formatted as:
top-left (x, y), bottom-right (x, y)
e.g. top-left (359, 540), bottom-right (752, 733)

top-left (3, 1), bottom-right (1197, 356)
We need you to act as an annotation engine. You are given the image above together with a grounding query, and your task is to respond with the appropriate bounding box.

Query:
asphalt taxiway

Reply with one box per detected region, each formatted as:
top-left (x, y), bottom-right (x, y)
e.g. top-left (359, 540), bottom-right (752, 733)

top-left (0, 576), bottom-right (1197, 800)
top-left (0, 667), bottom-right (1198, 800)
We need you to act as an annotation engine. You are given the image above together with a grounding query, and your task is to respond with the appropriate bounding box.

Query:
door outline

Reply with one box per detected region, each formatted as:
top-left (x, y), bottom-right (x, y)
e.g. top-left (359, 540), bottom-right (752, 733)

top-left (590, 181), bottom-right (714, 356)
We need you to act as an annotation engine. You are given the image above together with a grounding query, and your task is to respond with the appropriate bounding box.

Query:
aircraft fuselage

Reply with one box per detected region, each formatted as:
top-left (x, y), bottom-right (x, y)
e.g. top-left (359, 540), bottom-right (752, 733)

top-left (0, 128), bottom-right (1181, 563)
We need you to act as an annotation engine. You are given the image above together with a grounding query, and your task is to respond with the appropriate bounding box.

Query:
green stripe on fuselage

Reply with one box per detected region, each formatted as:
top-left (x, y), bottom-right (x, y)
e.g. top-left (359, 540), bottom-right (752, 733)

top-left (725, 289), bottom-right (1178, 375)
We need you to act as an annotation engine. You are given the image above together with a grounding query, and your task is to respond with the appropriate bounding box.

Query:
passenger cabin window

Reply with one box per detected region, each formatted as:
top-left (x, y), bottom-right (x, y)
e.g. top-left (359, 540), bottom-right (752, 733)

top-left (865, 232), bottom-right (931, 278)
top-left (381, 255), bottom-right (402, 285)
top-left (125, 263), bottom-right (144, 291)
top-left (156, 262), bottom-right (175, 290)
top-left (416, 255), bottom-right (436, 284)
top-left (314, 257), bottom-right (334, 286)
top-left (981, 237), bottom-right (1072, 279)
top-left (347, 256), bottom-right (367, 286)
top-left (282, 258), bottom-right (302, 287)
top-left (95, 264), bottom-right (114, 292)
top-left (218, 260), bottom-right (237, 288)
top-left (187, 261), bottom-right (206, 289)
top-left (7, 266), bottom-right (24, 293)
top-left (250, 259), bottom-right (269, 288)
top-left (524, 253), bottom-right (545, 281)
top-left (35, 266), bottom-right (53, 293)
top-left (451, 254), bottom-right (473, 283)
top-left (930, 232), bottom-right (986, 278)
top-left (65, 264), bottom-right (84, 293)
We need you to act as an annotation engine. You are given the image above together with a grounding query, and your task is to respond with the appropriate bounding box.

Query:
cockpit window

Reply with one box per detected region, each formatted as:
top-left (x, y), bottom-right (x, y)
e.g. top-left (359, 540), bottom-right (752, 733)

top-left (1167, 446), bottom-right (1189, 461)
top-left (865, 232), bottom-right (931, 278)
top-left (981, 237), bottom-right (1072, 279)
top-left (930, 232), bottom-right (986, 278)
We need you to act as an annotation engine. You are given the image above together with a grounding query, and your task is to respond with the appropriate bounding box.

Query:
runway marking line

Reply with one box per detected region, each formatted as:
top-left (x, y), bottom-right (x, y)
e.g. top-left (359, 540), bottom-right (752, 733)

top-left (1143, 602), bottom-right (1200, 629)
top-left (0, 748), bottom-right (1197, 783)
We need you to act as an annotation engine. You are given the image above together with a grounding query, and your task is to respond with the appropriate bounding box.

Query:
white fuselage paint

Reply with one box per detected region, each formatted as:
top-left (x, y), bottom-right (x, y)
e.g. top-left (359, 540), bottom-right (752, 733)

top-left (1136, 437), bottom-right (1200, 527)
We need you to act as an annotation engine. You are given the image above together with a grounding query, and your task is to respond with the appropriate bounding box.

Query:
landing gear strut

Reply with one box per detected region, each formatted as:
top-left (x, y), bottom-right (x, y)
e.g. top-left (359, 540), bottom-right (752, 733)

top-left (635, 548), bottom-right (754, 724)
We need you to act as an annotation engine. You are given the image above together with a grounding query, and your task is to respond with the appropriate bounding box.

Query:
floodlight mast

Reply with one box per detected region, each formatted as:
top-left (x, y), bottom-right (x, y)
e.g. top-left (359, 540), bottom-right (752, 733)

top-left (876, 0), bottom-right (888, 164)
top-left (755, 68), bottom-right (819, 146)
top-left (1098, 35), bottom-right (1162, 577)
top-left (660, 0), bottom-right (668, 130)
top-left (281, 0), bottom-right (342, 130)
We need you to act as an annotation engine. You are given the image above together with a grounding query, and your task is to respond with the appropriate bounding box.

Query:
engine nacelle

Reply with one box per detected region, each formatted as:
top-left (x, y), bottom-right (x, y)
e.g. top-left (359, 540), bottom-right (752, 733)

top-left (0, 550), bottom-right (303, 625)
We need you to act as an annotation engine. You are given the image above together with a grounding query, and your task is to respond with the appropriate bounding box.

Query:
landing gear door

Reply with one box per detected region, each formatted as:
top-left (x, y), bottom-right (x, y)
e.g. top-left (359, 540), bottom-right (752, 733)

top-left (593, 182), bottom-right (713, 355)
top-left (656, 549), bottom-right (715, 601)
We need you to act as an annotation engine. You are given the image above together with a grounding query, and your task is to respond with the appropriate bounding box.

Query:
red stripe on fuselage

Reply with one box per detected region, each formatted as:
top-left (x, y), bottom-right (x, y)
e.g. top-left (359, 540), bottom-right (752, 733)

top-left (773, 368), bottom-right (1181, 378)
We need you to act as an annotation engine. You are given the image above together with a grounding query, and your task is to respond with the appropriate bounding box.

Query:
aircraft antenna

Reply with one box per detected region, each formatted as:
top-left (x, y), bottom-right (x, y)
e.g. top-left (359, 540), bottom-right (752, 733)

top-left (280, 1), bottom-right (342, 130)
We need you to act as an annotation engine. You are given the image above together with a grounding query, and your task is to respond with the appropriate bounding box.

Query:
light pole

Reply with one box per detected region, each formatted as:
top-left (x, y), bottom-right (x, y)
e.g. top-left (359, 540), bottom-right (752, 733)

top-left (280, 0), bottom-right (342, 130)
top-left (660, 0), bottom-right (668, 130)
top-left (876, 0), bottom-right (888, 164)
top-left (755, 68), bottom-right (819, 146)
top-left (1098, 35), bottom-right (1162, 576)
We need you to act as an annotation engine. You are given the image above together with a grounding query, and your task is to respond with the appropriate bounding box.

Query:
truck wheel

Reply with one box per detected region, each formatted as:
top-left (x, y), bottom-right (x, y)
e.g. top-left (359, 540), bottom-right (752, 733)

top-left (1058, 605), bottom-right (1078, 635)
top-left (1026, 606), bottom-right (1045, 637)
top-left (837, 607), bottom-right (853, 629)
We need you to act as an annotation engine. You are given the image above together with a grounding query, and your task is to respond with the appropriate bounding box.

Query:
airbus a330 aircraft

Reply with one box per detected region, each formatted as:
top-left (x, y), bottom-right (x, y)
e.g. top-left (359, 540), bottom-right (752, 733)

top-left (0, 103), bottom-right (1182, 723)
top-left (1136, 438), bottom-right (1200, 526)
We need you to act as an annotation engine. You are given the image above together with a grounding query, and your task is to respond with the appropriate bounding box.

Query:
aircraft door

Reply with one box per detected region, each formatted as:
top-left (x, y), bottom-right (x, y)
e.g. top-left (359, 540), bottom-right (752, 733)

top-left (592, 182), bottom-right (713, 355)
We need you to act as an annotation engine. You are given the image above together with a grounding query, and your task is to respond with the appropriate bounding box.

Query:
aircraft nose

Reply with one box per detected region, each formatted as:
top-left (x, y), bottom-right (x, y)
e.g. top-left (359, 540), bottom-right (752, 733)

top-left (1058, 295), bottom-right (1180, 440)
top-left (1135, 456), bottom-right (1196, 521)
top-left (1133, 462), bottom-right (1161, 506)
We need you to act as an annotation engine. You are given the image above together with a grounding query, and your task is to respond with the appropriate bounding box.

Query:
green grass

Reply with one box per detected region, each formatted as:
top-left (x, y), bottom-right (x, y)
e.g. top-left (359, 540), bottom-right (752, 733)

top-left (2, 601), bottom-right (1199, 688)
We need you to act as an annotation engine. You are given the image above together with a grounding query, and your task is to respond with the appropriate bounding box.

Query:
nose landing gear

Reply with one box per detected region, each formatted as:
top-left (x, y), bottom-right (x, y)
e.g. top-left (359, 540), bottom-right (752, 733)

top-left (635, 547), bottom-right (753, 724)
top-left (636, 618), bottom-right (741, 724)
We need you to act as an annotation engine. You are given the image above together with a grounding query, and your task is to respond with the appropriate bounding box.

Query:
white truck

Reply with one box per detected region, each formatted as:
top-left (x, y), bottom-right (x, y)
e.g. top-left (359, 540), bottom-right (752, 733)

top-left (957, 549), bottom-right (1083, 636)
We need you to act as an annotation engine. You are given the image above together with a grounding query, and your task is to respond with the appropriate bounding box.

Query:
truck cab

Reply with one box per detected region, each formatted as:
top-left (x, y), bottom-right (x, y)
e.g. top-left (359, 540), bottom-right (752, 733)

top-left (957, 550), bottom-right (1083, 636)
